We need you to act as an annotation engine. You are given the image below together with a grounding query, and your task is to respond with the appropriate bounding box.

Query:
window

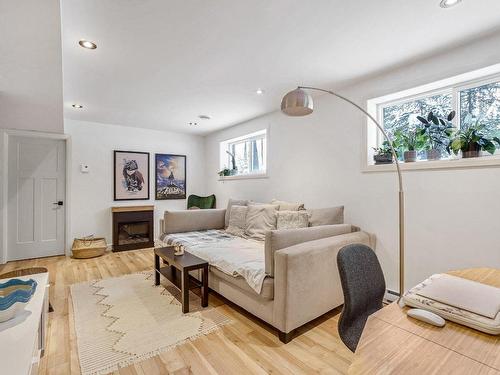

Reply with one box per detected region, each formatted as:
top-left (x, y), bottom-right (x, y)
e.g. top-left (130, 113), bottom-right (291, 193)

top-left (381, 92), bottom-right (453, 140)
top-left (459, 80), bottom-right (500, 138)
top-left (219, 129), bottom-right (267, 177)
top-left (367, 65), bottom-right (500, 169)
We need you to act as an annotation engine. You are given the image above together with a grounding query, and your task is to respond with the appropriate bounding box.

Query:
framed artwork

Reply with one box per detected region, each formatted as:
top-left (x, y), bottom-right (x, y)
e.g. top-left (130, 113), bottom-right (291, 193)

top-left (114, 150), bottom-right (150, 201)
top-left (155, 154), bottom-right (186, 200)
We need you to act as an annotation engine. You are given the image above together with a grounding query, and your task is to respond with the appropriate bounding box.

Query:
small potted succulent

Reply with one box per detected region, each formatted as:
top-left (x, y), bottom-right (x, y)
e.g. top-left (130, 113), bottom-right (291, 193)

top-left (218, 168), bottom-right (237, 177)
top-left (394, 128), bottom-right (426, 163)
top-left (416, 111), bottom-right (455, 160)
top-left (449, 116), bottom-right (500, 158)
top-left (373, 140), bottom-right (394, 165)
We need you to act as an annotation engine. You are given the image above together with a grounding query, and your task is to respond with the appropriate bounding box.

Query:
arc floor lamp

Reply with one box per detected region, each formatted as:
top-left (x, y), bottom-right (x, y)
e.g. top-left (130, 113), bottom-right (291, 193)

top-left (281, 86), bottom-right (406, 298)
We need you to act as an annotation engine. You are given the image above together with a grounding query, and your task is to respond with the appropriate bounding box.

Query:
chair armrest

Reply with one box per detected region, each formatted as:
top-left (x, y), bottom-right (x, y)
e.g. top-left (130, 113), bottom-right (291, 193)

top-left (272, 231), bottom-right (375, 333)
top-left (264, 224), bottom-right (356, 276)
top-left (162, 209), bottom-right (226, 234)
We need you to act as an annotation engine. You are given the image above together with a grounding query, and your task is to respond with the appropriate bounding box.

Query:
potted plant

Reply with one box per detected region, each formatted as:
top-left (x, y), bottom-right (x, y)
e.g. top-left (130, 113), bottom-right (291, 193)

top-left (218, 167), bottom-right (237, 177)
top-left (416, 111), bottom-right (455, 160)
top-left (394, 128), bottom-right (425, 163)
top-left (449, 116), bottom-right (500, 158)
top-left (373, 140), bottom-right (394, 165)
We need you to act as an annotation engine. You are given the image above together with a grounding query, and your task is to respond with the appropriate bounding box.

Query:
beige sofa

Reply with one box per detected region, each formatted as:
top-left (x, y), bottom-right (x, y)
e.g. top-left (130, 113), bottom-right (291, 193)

top-left (159, 208), bottom-right (375, 343)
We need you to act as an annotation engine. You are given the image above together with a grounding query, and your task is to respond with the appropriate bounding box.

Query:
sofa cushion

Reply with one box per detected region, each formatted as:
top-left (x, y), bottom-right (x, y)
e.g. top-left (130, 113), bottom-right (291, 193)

top-left (163, 209), bottom-right (225, 234)
top-left (210, 267), bottom-right (274, 300)
top-left (244, 204), bottom-right (279, 240)
top-left (307, 206), bottom-right (344, 227)
top-left (226, 205), bottom-right (247, 237)
top-left (276, 210), bottom-right (310, 230)
top-left (225, 199), bottom-right (248, 228)
top-left (271, 199), bottom-right (305, 211)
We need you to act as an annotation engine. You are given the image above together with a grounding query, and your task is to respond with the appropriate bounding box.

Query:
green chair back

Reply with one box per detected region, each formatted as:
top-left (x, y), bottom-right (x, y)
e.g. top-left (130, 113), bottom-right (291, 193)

top-left (187, 194), bottom-right (216, 209)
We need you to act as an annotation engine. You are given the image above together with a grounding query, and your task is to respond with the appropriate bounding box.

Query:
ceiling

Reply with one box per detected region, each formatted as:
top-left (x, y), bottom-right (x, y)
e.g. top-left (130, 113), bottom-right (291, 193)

top-left (61, 0), bottom-right (500, 135)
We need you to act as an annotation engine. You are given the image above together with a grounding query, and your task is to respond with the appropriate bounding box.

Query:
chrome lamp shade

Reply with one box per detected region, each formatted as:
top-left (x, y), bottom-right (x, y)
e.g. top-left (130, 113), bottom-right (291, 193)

top-left (281, 88), bottom-right (314, 116)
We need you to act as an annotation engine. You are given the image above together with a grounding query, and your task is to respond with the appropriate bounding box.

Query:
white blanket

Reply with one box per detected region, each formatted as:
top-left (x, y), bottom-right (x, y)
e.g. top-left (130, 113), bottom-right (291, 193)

top-left (160, 230), bottom-right (266, 294)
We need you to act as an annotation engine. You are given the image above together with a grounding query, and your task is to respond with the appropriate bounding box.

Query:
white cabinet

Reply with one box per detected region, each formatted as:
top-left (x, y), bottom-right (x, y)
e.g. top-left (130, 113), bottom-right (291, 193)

top-left (0, 273), bottom-right (49, 375)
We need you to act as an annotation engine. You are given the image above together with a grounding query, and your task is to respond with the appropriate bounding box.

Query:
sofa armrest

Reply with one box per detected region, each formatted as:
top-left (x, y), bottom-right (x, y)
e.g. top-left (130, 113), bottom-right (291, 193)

top-left (162, 209), bottom-right (226, 234)
top-left (272, 231), bottom-right (376, 333)
top-left (264, 224), bottom-right (356, 276)
top-left (159, 218), bottom-right (165, 235)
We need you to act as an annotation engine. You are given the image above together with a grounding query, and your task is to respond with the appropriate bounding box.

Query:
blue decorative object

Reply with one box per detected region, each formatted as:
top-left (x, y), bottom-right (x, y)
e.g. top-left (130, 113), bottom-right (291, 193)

top-left (0, 278), bottom-right (37, 322)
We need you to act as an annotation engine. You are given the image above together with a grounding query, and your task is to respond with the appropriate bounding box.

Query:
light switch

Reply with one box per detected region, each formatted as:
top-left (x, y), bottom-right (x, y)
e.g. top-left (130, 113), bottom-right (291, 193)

top-left (80, 164), bottom-right (90, 173)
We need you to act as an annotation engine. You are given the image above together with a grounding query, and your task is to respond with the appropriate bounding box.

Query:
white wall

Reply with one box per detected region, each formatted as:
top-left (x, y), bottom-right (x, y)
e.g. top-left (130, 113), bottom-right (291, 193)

top-left (0, 131), bottom-right (7, 263)
top-left (0, 0), bottom-right (64, 133)
top-left (66, 119), bottom-right (206, 249)
top-left (205, 32), bottom-right (500, 292)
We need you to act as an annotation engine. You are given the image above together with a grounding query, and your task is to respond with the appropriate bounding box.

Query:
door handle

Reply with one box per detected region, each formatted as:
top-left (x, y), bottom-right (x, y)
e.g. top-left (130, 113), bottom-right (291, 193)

top-left (52, 201), bottom-right (64, 206)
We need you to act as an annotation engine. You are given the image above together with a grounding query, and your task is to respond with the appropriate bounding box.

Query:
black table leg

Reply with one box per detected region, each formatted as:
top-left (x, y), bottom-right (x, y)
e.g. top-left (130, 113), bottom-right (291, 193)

top-left (154, 253), bottom-right (160, 286)
top-left (181, 269), bottom-right (189, 313)
top-left (201, 265), bottom-right (208, 308)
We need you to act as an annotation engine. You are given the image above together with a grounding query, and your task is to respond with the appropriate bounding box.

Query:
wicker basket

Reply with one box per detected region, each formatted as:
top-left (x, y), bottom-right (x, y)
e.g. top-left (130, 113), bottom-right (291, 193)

top-left (72, 237), bottom-right (107, 259)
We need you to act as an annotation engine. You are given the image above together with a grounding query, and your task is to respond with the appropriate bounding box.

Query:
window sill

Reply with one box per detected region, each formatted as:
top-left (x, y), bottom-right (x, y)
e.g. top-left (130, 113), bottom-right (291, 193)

top-left (362, 155), bottom-right (500, 173)
top-left (218, 173), bottom-right (268, 181)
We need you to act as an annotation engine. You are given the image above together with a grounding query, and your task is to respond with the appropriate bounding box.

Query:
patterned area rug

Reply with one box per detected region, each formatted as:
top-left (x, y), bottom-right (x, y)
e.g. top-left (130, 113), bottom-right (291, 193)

top-left (70, 271), bottom-right (231, 375)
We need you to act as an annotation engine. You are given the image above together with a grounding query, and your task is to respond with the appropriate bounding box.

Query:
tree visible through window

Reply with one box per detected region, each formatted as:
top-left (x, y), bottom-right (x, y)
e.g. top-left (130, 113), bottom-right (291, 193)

top-left (382, 92), bottom-right (453, 140)
top-left (459, 80), bottom-right (500, 139)
top-left (375, 75), bottom-right (500, 163)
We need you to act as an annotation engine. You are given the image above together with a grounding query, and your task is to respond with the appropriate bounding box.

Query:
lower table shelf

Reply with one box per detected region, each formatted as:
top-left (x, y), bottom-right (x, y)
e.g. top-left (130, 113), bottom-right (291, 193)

top-left (157, 266), bottom-right (203, 291)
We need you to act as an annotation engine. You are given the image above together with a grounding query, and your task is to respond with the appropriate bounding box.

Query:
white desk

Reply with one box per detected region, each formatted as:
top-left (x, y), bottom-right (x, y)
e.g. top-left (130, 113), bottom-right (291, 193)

top-left (0, 273), bottom-right (49, 375)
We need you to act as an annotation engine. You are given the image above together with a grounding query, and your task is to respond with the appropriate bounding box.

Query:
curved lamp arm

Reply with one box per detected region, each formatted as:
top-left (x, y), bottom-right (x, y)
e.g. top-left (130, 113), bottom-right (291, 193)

top-left (298, 86), bottom-right (405, 299)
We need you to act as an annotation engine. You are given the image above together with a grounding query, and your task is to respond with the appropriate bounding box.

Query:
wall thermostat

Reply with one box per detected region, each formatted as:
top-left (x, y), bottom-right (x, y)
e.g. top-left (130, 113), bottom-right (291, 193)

top-left (80, 164), bottom-right (90, 173)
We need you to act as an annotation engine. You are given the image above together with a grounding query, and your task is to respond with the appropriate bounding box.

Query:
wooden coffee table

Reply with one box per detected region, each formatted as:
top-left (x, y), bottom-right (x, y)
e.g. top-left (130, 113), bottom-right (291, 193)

top-left (154, 246), bottom-right (209, 313)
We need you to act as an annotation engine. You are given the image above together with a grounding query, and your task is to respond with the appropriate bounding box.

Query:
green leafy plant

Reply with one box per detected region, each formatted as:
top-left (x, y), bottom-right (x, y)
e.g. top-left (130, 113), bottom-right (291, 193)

top-left (416, 111), bottom-right (455, 152)
top-left (373, 140), bottom-right (394, 156)
top-left (393, 128), bottom-right (426, 153)
top-left (372, 140), bottom-right (396, 164)
top-left (218, 168), bottom-right (232, 177)
top-left (450, 116), bottom-right (500, 157)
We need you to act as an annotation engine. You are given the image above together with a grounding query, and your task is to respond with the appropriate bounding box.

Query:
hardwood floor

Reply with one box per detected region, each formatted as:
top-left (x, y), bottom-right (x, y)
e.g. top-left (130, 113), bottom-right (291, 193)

top-left (0, 249), bottom-right (353, 375)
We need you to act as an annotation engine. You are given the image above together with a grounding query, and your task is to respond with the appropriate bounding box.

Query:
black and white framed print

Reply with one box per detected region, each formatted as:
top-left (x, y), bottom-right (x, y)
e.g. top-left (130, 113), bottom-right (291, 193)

top-left (114, 150), bottom-right (150, 201)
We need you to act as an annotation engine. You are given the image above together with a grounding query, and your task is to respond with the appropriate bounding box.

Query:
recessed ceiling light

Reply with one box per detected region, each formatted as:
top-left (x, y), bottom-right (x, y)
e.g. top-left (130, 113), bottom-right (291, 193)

top-left (440, 0), bottom-right (462, 8)
top-left (72, 104), bottom-right (83, 109)
top-left (256, 88), bottom-right (264, 95)
top-left (198, 115), bottom-right (211, 120)
top-left (189, 122), bottom-right (198, 126)
top-left (78, 39), bottom-right (97, 49)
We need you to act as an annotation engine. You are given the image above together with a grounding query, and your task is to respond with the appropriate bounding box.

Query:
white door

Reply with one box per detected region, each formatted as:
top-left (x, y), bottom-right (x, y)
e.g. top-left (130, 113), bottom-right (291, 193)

top-left (8, 136), bottom-right (66, 260)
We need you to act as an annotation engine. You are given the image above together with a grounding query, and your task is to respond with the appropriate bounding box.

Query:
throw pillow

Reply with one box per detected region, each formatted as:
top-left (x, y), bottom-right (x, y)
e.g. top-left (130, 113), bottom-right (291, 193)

top-left (271, 199), bottom-right (305, 211)
top-left (244, 204), bottom-right (279, 240)
top-left (225, 198), bottom-right (249, 228)
top-left (307, 206), bottom-right (344, 227)
top-left (276, 210), bottom-right (310, 230)
top-left (226, 205), bottom-right (248, 237)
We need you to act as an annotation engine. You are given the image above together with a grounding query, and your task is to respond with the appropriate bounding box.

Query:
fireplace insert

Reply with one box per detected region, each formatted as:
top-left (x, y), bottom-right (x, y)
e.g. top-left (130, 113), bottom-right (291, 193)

top-left (112, 206), bottom-right (154, 251)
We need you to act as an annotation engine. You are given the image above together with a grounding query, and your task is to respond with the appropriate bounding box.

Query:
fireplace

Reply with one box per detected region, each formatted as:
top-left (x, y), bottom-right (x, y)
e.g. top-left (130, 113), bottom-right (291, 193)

top-left (112, 206), bottom-right (154, 251)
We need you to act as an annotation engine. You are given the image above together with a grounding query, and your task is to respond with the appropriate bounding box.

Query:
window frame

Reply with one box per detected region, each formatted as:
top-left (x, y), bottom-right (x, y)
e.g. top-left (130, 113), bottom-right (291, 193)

top-left (454, 74), bottom-right (500, 128)
top-left (365, 64), bottom-right (500, 172)
top-left (376, 87), bottom-right (455, 147)
top-left (219, 129), bottom-right (268, 180)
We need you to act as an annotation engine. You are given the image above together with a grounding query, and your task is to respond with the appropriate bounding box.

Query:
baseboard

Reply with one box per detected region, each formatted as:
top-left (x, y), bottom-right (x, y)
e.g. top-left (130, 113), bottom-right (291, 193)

top-left (385, 289), bottom-right (400, 303)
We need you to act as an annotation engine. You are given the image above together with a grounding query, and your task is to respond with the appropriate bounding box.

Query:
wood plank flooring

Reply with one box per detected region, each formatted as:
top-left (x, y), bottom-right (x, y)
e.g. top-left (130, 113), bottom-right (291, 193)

top-left (0, 249), bottom-right (353, 375)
